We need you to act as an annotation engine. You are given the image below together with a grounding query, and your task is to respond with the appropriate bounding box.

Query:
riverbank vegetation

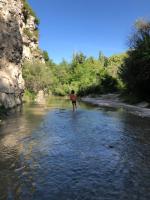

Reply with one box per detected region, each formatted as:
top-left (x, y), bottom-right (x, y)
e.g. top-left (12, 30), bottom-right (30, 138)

top-left (22, 19), bottom-right (150, 103)
top-left (119, 19), bottom-right (150, 102)
top-left (23, 52), bottom-right (126, 96)
top-left (23, 54), bottom-right (124, 98)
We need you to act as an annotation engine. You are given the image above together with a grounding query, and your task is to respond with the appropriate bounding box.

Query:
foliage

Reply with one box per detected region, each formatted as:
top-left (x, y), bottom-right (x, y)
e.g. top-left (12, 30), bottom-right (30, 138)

top-left (34, 29), bottom-right (39, 39)
top-left (106, 53), bottom-right (127, 78)
top-left (23, 89), bottom-right (36, 102)
top-left (22, 49), bottom-right (126, 97)
top-left (42, 50), bottom-right (55, 66)
top-left (71, 52), bottom-right (86, 68)
top-left (98, 51), bottom-right (108, 67)
top-left (43, 51), bottom-right (50, 62)
top-left (47, 52), bottom-right (121, 96)
top-left (119, 19), bottom-right (150, 99)
top-left (21, 18), bottom-right (150, 100)
top-left (23, 28), bottom-right (39, 39)
top-left (120, 93), bottom-right (142, 104)
top-left (22, 61), bottom-right (52, 94)
top-left (78, 74), bottom-right (118, 96)
top-left (22, 0), bottom-right (40, 25)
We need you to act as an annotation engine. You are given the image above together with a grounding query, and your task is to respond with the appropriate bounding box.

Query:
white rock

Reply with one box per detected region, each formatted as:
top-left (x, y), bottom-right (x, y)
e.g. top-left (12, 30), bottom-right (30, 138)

top-left (0, 0), bottom-right (45, 108)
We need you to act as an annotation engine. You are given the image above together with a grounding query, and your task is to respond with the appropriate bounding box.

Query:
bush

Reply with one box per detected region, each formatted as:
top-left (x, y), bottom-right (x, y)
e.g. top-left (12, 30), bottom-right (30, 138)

top-left (23, 90), bottom-right (36, 102)
top-left (78, 74), bottom-right (118, 96)
top-left (23, 28), bottom-right (39, 39)
top-left (22, 61), bottom-right (52, 93)
top-left (47, 52), bottom-right (121, 96)
top-left (22, 0), bottom-right (40, 25)
top-left (22, 52), bottom-right (122, 98)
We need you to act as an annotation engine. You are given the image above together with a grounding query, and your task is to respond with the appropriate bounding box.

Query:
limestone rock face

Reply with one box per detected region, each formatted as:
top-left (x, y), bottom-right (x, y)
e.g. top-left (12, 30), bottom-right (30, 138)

top-left (35, 90), bottom-right (46, 104)
top-left (0, 0), bottom-right (44, 108)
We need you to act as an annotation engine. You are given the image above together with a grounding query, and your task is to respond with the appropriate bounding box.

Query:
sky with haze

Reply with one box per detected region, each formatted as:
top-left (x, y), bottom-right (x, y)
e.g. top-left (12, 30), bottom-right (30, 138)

top-left (28, 0), bottom-right (150, 63)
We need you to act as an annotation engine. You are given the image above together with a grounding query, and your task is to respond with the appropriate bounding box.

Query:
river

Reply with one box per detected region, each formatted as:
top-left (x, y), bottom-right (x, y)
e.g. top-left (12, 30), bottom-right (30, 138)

top-left (0, 97), bottom-right (150, 200)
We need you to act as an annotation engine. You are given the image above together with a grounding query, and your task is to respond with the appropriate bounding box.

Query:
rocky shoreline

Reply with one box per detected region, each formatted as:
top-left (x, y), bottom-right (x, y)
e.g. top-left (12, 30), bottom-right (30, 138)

top-left (81, 94), bottom-right (150, 118)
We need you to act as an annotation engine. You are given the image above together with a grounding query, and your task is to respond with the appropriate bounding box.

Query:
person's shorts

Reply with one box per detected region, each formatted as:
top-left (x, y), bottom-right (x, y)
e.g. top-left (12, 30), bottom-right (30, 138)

top-left (72, 101), bottom-right (76, 104)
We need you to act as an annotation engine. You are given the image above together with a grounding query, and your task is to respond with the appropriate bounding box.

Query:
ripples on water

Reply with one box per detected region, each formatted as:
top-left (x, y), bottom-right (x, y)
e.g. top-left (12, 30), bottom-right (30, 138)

top-left (0, 98), bottom-right (150, 200)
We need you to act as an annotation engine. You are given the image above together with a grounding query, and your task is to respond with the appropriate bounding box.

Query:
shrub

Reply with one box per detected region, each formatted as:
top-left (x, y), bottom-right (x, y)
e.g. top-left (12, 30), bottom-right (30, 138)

top-left (23, 89), bottom-right (36, 102)
top-left (23, 28), bottom-right (39, 40)
top-left (22, 61), bottom-right (52, 93)
top-left (22, 0), bottom-right (40, 25)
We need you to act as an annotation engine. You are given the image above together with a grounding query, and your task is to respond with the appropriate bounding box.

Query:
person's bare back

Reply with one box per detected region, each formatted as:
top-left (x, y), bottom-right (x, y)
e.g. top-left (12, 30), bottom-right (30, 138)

top-left (69, 90), bottom-right (77, 111)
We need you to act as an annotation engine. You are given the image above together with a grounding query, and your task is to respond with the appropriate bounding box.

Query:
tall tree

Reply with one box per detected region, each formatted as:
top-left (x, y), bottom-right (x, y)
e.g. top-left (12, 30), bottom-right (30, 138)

top-left (72, 52), bottom-right (86, 68)
top-left (119, 19), bottom-right (150, 98)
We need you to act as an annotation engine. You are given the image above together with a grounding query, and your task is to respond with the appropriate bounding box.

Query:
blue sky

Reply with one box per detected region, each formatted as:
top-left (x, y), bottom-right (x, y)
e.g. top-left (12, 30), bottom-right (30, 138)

top-left (28, 0), bottom-right (150, 63)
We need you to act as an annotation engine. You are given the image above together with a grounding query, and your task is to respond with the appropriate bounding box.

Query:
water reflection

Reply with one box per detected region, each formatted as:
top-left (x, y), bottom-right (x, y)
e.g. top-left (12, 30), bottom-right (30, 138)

top-left (0, 98), bottom-right (150, 200)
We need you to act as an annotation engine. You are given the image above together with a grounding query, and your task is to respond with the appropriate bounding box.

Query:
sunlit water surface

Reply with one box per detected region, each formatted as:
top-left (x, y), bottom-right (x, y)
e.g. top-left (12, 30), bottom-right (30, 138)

top-left (0, 98), bottom-right (150, 200)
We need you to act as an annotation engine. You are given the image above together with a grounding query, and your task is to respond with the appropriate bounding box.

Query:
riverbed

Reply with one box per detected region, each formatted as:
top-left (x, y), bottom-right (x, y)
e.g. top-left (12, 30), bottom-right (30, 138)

top-left (0, 98), bottom-right (150, 200)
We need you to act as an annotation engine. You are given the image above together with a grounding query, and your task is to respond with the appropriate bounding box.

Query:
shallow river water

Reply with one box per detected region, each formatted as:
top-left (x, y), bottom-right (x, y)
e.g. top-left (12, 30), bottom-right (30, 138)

top-left (0, 98), bottom-right (150, 200)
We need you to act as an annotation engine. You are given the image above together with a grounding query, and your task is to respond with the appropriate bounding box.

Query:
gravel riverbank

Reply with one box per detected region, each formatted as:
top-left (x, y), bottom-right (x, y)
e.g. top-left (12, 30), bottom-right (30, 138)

top-left (82, 94), bottom-right (150, 118)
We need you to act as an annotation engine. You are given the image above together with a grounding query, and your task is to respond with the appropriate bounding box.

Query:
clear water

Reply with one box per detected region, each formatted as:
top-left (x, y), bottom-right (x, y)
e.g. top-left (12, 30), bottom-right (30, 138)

top-left (0, 98), bottom-right (150, 200)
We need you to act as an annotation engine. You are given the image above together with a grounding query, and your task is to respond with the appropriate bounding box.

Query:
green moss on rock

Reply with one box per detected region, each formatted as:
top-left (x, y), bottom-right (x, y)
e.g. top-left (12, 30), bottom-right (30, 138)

top-left (23, 28), bottom-right (39, 40)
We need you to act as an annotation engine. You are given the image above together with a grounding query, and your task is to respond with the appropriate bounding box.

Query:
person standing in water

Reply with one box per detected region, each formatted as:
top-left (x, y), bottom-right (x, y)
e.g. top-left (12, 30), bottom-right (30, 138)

top-left (69, 90), bottom-right (77, 112)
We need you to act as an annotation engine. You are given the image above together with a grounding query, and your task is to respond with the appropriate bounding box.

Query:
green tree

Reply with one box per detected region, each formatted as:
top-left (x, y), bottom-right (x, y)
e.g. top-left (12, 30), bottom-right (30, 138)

top-left (72, 52), bottom-right (86, 68)
top-left (107, 53), bottom-right (127, 78)
top-left (22, 61), bottom-right (52, 93)
top-left (119, 19), bottom-right (150, 99)
top-left (43, 50), bottom-right (50, 62)
top-left (98, 51), bottom-right (109, 67)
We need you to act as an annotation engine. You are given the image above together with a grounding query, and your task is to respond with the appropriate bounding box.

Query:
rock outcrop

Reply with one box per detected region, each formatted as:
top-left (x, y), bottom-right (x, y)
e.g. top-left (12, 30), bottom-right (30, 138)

top-left (0, 0), bottom-right (44, 108)
top-left (35, 90), bottom-right (46, 104)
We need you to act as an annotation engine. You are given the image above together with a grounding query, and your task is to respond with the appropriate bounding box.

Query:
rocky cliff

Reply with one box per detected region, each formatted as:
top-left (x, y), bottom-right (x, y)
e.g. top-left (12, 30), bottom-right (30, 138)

top-left (0, 0), bottom-right (44, 108)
